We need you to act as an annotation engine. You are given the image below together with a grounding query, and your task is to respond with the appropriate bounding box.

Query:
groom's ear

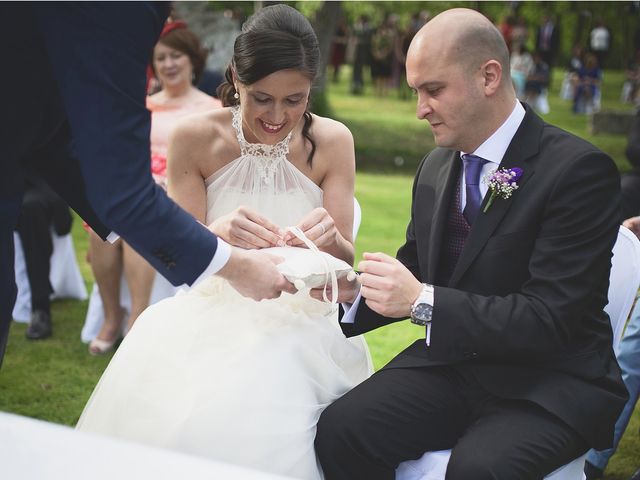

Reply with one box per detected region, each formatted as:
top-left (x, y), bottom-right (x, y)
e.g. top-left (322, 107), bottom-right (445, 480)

top-left (481, 60), bottom-right (502, 96)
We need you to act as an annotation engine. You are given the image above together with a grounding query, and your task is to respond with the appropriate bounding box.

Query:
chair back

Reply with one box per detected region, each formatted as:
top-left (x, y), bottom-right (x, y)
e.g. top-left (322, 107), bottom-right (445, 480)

top-left (353, 198), bottom-right (362, 241)
top-left (605, 225), bottom-right (640, 348)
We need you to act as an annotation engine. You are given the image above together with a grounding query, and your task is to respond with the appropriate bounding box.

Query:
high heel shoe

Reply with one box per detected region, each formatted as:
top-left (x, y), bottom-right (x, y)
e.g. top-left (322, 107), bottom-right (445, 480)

top-left (88, 337), bottom-right (119, 356)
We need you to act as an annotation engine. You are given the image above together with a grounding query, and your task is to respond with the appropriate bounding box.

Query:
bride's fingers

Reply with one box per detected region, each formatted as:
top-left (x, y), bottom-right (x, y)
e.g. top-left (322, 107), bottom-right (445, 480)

top-left (244, 210), bottom-right (284, 243)
top-left (234, 217), bottom-right (282, 248)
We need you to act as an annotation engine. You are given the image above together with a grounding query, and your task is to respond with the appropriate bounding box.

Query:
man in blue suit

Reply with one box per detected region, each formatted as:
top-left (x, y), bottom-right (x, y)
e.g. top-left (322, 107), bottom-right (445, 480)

top-left (0, 3), bottom-right (294, 367)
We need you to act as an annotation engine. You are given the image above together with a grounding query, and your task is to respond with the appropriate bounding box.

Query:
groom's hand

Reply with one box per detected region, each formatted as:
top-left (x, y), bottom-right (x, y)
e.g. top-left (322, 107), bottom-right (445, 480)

top-left (358, 252), bottom-right (423, 318)
top-left (217, 248), bottom-right (297, 300)
top-left (309, 274), bottom-right (361, 304)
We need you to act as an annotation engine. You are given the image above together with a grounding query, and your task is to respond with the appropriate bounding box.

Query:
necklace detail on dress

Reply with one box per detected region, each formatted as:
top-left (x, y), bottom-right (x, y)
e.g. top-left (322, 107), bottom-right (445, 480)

top-left (231, 106), bottom-right (293, 184)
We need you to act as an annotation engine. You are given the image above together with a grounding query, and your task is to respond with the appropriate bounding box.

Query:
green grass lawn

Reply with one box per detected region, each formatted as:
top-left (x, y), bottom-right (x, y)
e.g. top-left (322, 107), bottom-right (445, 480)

top-left (1, 67), bottom-right (638, 478)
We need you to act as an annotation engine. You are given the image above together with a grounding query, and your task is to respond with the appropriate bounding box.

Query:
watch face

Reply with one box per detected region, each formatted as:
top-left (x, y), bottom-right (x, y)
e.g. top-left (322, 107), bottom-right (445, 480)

top-left (412, 303), bottom-right (433, 323)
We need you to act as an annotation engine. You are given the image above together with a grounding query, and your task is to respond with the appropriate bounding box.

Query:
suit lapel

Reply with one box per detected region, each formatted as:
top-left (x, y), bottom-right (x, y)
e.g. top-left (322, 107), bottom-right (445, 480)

top-left (449, 106), bottom-right (543, 287)
top-left (426, 150), bottom-right (460, 282)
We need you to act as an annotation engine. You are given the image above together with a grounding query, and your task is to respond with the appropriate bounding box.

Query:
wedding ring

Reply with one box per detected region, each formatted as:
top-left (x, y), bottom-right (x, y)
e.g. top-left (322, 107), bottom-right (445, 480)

top-left (319, 223), bottom-right (326, 235)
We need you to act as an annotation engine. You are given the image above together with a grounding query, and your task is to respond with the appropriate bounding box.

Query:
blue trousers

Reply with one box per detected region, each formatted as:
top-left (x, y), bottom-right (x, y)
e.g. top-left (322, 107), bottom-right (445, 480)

top-left (586, 299), bottom-right (640, 469)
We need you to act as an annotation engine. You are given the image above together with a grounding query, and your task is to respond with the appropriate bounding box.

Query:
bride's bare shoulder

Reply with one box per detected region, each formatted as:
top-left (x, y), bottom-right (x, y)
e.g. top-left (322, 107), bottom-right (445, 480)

top-left (307, 114), bottom-right (355, 165)
top-left (171, 106), bottom-right (234, 148)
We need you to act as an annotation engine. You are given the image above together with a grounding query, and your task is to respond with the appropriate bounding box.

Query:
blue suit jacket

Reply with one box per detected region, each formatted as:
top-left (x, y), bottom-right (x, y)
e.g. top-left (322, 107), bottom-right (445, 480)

top-left (0, 3), bottom-right (220, 364)
top-left (4, 2), bottom-right (220, 285)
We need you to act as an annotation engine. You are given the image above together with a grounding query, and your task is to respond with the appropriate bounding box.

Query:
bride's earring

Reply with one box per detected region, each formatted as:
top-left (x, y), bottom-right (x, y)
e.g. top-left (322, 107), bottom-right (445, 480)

top-left (233, 92), bottom-right (239, 100)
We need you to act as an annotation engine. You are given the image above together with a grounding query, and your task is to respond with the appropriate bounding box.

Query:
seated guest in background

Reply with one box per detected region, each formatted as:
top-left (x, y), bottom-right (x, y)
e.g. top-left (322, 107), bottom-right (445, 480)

top-left (584, 109), bottom-right (640, 480)
top-left (622, 49), bottom-right (640, 105)
top-left (560, 44), bottom-right (584, 101)
top-left (573, 53), bottom-right (602, 114)
top-left (15, 174), bottom-right (72, 340)
top-left (524, 50), bottom-right (550, 112)
top-left (315, 9), bottom-right (627, 479)
top-left (86, 20), bottom-right (221, 355)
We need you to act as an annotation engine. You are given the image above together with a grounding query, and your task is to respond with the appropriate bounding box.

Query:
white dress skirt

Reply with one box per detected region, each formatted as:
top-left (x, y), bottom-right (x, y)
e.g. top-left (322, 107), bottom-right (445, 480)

top-left (77, 107), bottom-right (373, 480)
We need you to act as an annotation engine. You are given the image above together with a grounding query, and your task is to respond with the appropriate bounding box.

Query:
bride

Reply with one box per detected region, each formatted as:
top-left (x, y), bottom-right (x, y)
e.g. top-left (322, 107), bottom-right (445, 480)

top-left (77, 5), bottom-right (372, 479)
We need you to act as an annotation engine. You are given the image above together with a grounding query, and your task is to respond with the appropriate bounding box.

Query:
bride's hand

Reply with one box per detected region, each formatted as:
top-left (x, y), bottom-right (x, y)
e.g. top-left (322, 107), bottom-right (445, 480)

top-left (283, 208), bottom-right (337, 249)
top-left (208, 206), bottom-right (284, 249)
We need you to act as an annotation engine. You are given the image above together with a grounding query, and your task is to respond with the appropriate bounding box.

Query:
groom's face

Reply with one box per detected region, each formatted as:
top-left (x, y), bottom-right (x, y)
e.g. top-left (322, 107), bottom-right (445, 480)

top-left (406, 35), bottom-right (487, 153)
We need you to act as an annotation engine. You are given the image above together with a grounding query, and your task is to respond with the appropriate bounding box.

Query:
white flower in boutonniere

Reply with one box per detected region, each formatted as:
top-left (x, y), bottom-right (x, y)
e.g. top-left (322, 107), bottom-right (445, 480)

top-left (482, 167), bottom-right (524, 213)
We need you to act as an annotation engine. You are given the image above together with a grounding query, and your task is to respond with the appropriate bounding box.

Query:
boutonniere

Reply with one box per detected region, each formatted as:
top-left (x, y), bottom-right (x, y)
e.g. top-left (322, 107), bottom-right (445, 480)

top-left (482, 167), bottom-right (524, 213)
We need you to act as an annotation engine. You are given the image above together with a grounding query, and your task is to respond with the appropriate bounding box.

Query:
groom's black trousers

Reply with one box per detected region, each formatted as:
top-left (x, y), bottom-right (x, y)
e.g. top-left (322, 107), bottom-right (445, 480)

top-left (315, 364), bottom-right (589, 480)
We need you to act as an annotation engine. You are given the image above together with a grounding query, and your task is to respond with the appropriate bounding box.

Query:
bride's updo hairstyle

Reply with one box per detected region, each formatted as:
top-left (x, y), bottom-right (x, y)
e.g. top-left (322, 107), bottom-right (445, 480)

top-left (217, 4), bottom-right (320, 164)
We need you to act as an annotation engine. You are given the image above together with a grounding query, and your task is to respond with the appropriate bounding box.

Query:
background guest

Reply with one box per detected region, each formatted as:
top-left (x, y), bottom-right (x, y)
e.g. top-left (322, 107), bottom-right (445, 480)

top-left (329, 18), bottom-right (349, 83)
top-left (510, 42), bottom-right (534, 100)
top-left (561, 44), bottom-right (585, 101)
top-left (15, 174), bottom-right (72, 340)
top-left (350, 14), bottom-right (374, 95)
top-left (370, 13), bottom-right (398, 97)
top-left (524, 50), bottom-right (551, 113)
top-left (590, 18), bottom-right (611, 70)
top-left (573, 52), bottom-right (603, 114)
top-left (535, 14), bottom-right (560, 82)
top-left (86, 21), bottom-right (221, 355)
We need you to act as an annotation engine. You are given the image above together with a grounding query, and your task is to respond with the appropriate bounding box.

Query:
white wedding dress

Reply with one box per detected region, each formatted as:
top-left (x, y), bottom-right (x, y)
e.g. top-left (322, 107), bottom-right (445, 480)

top-left (77, 106), bottom-right (373, 480)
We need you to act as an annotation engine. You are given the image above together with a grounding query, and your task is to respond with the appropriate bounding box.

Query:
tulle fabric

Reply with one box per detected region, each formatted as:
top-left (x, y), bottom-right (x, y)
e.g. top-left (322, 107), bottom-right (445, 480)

top-left (77, 106), bottom-right (373, 480)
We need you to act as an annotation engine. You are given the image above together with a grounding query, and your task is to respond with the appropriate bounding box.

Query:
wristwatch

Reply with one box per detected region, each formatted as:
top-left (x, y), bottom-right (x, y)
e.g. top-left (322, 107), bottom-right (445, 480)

top-left (410, 284), bottom-right (434, 326)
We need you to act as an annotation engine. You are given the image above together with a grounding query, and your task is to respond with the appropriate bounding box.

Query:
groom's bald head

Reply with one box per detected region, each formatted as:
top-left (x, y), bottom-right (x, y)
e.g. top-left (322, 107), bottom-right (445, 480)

top-left (412, 8), bottom-right (511, 84)
top-left (405, 8), bottom-right (516, 153)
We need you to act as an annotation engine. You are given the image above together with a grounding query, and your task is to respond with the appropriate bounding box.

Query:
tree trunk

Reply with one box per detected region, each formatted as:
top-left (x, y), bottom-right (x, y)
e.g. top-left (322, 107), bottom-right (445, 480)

top-left (311, 1), bottom-right (342, 116)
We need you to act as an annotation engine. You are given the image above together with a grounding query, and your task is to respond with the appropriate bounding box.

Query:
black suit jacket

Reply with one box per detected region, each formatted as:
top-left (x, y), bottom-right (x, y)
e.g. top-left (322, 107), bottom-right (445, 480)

top-left (343, 106), bottom-right (628, 449)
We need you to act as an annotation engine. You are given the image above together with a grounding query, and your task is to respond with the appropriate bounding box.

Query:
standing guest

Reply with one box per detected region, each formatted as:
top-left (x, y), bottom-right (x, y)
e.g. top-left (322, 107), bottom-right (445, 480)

top-left (315, 8), bottom-right (627, 479)
top-left (370, 14), bottom-right (398, 97)
top-left (329, 18), bottom-right (349, 83)
top-left (351, 14), bottom-right (374, 95)
top-left (1, 3), bottom-right (294, 368)
top-left (15, 174), bottom-right (72, 340)
top-left (535, 14), bottom-right (561, 82)
top-left (498, 14), bottom-right (514, 50)
top-left (510, 16), bottom-right (529, 47)
top-left (590, 19), bottom-right (611, 70)
top-left (86, 21), bottom-right (222, 355)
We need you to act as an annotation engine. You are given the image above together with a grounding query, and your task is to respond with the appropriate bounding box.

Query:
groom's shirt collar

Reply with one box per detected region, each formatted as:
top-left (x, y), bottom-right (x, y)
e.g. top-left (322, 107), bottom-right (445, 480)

top-left (461, 100), bottom-right (525, 167)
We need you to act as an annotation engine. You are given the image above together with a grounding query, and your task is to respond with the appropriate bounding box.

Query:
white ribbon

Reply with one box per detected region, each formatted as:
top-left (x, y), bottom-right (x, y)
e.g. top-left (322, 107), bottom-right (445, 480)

top-left (285, 226), bottom-right (339, 305)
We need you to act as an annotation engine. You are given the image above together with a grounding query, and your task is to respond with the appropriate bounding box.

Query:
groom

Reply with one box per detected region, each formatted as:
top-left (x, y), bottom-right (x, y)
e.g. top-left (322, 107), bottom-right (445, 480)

top-left (315, 8), bottom-right (628, 479)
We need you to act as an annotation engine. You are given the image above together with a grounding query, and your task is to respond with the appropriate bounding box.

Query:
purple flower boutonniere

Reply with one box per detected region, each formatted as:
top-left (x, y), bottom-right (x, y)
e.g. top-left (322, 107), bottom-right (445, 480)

top-left (482, 167), bottom-right (524, 213)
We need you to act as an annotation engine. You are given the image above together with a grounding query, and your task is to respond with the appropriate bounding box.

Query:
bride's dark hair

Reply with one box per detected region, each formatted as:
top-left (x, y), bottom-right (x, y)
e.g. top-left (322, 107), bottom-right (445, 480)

top-left (217, 4), bottom-right (319, 164)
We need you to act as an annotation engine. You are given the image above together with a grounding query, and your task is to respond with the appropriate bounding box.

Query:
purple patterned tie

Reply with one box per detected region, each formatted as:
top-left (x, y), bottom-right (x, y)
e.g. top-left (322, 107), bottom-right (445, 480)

top-left (462, 154), bottom-right (488, 226)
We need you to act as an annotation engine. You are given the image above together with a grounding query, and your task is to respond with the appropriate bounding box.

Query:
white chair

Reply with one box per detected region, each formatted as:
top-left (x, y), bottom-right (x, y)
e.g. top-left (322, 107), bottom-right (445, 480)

top-left (396, 225), bottom-right (640, 480)
top-left (353, 197), bottom-right (362, 241)
top-left (13, 231), bottom-right (87, 323)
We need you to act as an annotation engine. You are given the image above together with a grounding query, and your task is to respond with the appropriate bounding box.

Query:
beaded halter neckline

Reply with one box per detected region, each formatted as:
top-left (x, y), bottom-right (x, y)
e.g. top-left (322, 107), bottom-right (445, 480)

top-left (231, 105), bottom-right (293, 161)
